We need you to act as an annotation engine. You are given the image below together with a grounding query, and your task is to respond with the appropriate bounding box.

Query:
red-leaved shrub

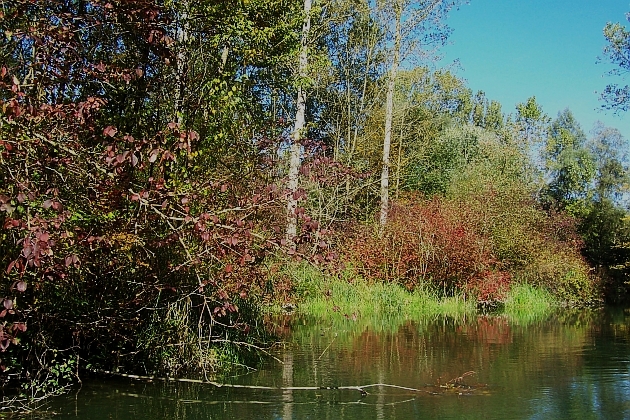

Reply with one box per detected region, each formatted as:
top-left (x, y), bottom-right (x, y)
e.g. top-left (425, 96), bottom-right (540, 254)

top-left (344, 195), bottom-right (496, 293)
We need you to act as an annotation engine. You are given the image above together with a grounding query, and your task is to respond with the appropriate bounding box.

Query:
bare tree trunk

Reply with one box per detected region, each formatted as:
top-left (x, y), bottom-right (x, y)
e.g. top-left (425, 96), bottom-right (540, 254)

top-left (174, 1), bottom-right (189, 128)
top-left (379, 2), bottom-right (402, 229)
top-left (351, 5), bottom-right (379, 160)
top-left (219, 44), bottom-right (230, 74)
top-left (286, 0), bottom-right (312, 244)
top-left (396, 114), bottom-right (405, 199)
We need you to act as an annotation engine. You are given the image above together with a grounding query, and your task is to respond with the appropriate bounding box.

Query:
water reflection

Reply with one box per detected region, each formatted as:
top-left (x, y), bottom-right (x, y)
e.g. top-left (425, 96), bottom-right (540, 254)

top-left (282, 350), bottom-right (293, 420)
top-left (46, 308), bottom-right (630, 419)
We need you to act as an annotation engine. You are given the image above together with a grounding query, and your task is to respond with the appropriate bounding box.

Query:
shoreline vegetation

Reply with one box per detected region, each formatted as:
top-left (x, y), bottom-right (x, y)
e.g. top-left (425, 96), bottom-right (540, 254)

top-left (267, 262), bottom-right (559, 321)
top-left (1, 1), bottom-right (629, 411)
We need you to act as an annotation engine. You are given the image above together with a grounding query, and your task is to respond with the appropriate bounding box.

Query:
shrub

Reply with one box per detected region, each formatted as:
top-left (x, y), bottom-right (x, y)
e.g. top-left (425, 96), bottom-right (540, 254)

top-left (344, 195), bottom-right (494, 294)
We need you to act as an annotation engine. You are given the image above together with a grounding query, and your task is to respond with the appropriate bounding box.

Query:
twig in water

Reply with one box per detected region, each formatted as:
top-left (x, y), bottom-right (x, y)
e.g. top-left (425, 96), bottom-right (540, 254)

top-left (318, 333), bottom-right (337, 360)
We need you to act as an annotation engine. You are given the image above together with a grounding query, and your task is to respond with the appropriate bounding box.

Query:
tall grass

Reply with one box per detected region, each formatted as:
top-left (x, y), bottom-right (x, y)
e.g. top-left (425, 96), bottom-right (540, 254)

top-left (503, 283), bottom-right (557, 325)
top-left (268, 263), bottom-right (559, 325)
top-left (275, 262), bottom-right (476, 319)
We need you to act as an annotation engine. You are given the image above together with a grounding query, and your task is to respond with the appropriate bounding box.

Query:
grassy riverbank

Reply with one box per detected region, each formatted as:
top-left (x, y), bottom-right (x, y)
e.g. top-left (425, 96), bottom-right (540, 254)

top-left (270, 263), bottom-right (558, 322)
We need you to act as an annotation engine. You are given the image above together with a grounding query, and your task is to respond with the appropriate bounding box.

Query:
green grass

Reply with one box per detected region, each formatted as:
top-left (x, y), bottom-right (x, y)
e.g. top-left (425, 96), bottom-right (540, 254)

top-left (273, 262), bottom-right (476, 319)
top-left (268, 263), bottom-right (558, 324)
top-left (503, 283), bottom-right (558, 325)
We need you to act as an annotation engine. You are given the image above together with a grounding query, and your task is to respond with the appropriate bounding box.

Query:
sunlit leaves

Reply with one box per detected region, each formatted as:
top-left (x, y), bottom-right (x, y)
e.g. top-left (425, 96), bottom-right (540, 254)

top-left (600, 15), bottom-right (630, 113)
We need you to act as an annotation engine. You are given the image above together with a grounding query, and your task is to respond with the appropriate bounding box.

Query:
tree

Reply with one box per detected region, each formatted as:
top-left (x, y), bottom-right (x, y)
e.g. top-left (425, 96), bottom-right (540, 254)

top-left (542, 109), bottom-right (595, 214)
top-left (315, 0), bottom-right (386, 162)
top-left (286, 0), bottom-right (313, 244)
top-left (515, 96), bottom-right (550, 146)
top-left (377, 0), bottom-right (461, 228)
top-left (600, 11), bottom-right (630, 113)
top-left (0, 0), bottom-right (309, 384)
top-left (379, 0), bottom-right (403, 227)
top-left (588, 122), bottom-right (629, 202)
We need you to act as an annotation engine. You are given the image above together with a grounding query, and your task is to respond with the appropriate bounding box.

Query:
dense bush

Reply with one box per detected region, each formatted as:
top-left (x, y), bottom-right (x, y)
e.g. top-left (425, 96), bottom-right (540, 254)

top-left (342, 189), bottom-right (600, 305)
top-left (0, 0), bottom-right (307, 385)
top-left (344, 195), bottom-right (500, 297)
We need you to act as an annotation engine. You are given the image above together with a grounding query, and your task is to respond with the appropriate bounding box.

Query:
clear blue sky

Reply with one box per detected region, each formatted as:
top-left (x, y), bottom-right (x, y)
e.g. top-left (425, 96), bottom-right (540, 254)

top-left (439, 0), bottom-right (629, 140)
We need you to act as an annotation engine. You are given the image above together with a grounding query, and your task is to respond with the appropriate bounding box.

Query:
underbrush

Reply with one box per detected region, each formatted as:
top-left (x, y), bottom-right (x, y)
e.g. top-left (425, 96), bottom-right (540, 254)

top-left (339, 192), bottom-right (601, 306)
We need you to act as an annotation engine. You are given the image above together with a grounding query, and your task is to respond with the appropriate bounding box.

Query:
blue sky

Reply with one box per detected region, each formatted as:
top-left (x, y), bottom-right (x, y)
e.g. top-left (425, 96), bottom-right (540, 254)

top-left (439, 0), bottom-right (629, 140)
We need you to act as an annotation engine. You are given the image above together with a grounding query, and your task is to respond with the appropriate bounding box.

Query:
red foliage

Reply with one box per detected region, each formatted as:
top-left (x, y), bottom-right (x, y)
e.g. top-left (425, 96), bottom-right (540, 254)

top-left (344, 195), bottom-right (496, 292)
top-left (466, 270), bottom-right (512, 303)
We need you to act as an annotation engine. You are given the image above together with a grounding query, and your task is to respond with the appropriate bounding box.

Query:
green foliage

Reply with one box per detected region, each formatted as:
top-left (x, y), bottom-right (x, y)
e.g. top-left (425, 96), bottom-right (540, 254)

top-left (0, 0), bottom-right (626, 407)
top-left (0, 0), bottom-right (305, 389)
top-left (588, 122), bottom-right (629, 201)
top-left (407, 124), bottom-right (485, 195)
top-left (503, 284), bottom-right (557, 321)
top-left (279, 262), bottom-right (475, 319)
top-left (542, 109), bottom-right (595, 212)
top-left (579, 200), bottom-right (630, 302)
top-left (600, 12), bottom-right (630, 112)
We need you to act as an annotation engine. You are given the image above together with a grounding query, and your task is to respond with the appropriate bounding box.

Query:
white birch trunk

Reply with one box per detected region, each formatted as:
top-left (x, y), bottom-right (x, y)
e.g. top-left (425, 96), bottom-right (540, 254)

top-left (286, 0), bottom-right (312, 244)
top-left (174, 1), bottom-right (189, 128)
top-left (379, 3), bottom-right (402, 228)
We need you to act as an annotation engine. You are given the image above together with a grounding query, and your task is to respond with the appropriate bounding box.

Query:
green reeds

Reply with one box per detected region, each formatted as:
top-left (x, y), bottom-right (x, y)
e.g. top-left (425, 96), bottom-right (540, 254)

top-left (503, 283), bottom-right (557, 325)
top-left (276, 262), bottom-right (476, 319)
top-left (270, 263), bottom-right (558, 324)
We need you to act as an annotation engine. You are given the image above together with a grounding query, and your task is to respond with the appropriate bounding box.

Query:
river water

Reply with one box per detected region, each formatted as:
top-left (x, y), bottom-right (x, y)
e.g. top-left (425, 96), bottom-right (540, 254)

top-left (47, 308), bottom-right (630, 419)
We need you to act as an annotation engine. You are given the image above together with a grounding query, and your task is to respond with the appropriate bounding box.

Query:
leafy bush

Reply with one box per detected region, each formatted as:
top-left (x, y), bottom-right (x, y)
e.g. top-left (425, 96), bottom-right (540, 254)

top-left (342, 188), bottom-right (601, 305)
top-left (344, 195), bottom-right (494, 294)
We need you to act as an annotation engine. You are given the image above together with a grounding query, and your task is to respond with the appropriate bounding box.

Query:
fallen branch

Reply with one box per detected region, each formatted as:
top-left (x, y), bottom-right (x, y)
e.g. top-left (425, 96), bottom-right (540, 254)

top-left (88, 370), bottom-right (482, 397)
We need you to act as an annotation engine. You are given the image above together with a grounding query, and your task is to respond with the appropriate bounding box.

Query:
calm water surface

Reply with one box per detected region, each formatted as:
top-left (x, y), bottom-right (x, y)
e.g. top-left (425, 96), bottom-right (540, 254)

top-left (47, 308), bottom-right (630, 419)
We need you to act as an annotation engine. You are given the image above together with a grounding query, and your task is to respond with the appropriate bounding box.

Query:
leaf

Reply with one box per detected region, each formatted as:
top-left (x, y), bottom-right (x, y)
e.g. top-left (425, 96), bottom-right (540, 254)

top-left (0, 203), bottom-right (15, 214)
top-left (103, 125), bottom-right (118, 137)
top-left (3, 300), bottom-right (13, 310)
top-left (42, 199), bottom-right (53, 209)
top-left (15, 281), bottom-right (26, 292)
top-left (6, 260), bottom-right (15, 274)
top-left (22, 247), bottom-right (31, 258)
top-left (12, 323), bottom-right (26, 333)
top-left (131, 153), bottom-right (139, 167)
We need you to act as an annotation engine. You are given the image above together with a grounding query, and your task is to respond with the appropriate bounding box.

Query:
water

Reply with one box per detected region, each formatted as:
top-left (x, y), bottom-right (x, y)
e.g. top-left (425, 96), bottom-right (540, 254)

top-left (46, 308), bottom-right (630, 419)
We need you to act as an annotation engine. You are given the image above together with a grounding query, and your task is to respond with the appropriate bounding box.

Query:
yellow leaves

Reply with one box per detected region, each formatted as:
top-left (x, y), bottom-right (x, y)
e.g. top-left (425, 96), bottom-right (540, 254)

top-left (106, 232), bottom-right (143, 252)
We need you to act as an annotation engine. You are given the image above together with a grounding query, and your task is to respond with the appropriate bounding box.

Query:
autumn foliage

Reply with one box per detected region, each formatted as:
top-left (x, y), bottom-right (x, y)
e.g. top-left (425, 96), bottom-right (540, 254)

top-left (0, 0), bottom-right (309, 379)
top-left (344, 196), bottom-right (506, 300)
top-left (343, 190), bottom-right (596, 305)
top-left (0, 0), bottom-right (609, 395)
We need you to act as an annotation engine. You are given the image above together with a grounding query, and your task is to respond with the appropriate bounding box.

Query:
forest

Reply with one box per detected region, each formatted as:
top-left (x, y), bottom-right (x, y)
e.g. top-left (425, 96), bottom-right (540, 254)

top-left (0, 0), bottom-right (629, 403)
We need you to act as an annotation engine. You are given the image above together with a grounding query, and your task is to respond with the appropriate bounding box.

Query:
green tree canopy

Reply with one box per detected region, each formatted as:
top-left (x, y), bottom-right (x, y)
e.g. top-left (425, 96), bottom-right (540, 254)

top-left (600, 11), bottom-right (630, 112)
top-left (543, 109), bottom-right (595, 213)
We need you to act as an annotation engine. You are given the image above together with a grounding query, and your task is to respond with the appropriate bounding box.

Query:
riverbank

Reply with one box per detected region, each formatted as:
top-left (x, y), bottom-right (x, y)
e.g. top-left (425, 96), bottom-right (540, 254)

top-left (267, 263), bottom-right (558, 324)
